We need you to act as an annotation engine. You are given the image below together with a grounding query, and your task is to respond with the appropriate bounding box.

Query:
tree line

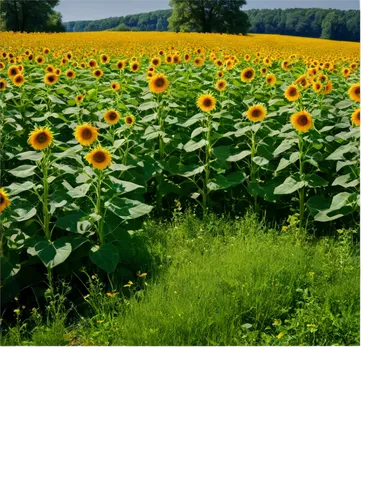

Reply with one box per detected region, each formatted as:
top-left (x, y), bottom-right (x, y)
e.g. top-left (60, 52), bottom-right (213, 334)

top-left (0, 0), bottom-right (64, 32)
top-left (64, 7), bottom-right (359, 42)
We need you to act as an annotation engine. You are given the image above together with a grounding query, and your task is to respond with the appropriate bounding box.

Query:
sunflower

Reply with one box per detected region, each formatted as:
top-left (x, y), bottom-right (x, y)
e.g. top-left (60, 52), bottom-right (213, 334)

top-left (43, 48), bottom-right (50, 55)
top-left (266, 74), bottom-right (276, 85)
top-left (351, 108), bottom-right (360, 127)
top-left (348, 83), bottom-right (360, 102)
top-left (12, 74), bottom-right (25, 86)
top-left (0, 78), bottom-right (6, 91)
top-left (215, 59), bottom-right (224, 67)
top-left (317, 74), bottom-right (328, 83)
top-left (240, 67), bottom-right (255, 82)
top-left (226, 60), bottom-right (234, 70)
top-left (88, 59), bottom-right (97, 68)
top-left (215, 79), bottom-right (227, 91)
top-left (281, 60), bottom-right (290, 70)
top-left (244, 54), bottom-right (250, 61)
top-left (66, 69), bottom-right (76, 79)
top-left (151, 56), bottom-right (161, 67)
top-left (0, 62), bottom-right (4, 70)
top-left (342, 67), bottom-right (351, 78)
top-left (247, 104), bottom-right (267, 122)
top-left (93, 69), bottom-right (103, 78)
top-left (45, 64), bottom-right (54, 73)
top-left (75, 94), bottom-right (84, 104)
top-left (216, 70), bottom-right (224, 79)
top-left (36, 55), bottom-right (44, 64)
top-left (284, 85), bottom-right (300, 101)
top-left (149, 73), bottom-right (168, 94)
top-left (74, 124), bottom-right (99, 146)
top-left (173, 54), bottom-right (180, 64)
top-left (130, 61), bottom-right (140, 72)
top-left (313, 82), bottom-right (322, 93)
top-left (100, 54), bottom-right (110, 64)
top-left (110, 81), bottom-right (121, 91)
top-left (194, 57), bottom-right (204, 67)
top-left (290, 110), bottom-right (313, 133)
top-left (44, 72), bottom-right (58, 85)
top-left (116, 60), bottom-right (125, 70)
top-left (86, 148), bottom-right (111, 170)
top-left (104, 109), bottom-right (121, 125)
top-left (350, 62), bottom-right (358, 71)
top-left (7, 65), bottom-right (19, 78)
top-left (197, 94), bottom-right (216, 113)
top-left (322, 80), bottom-right (333, 95)
top-left (260, 66), bottom-right (267, 75)
top-left (125, 115), bottom-right (135, 126)
top-left (80, 62), bottom-right (86, 69)
top-left (295, 75), bottom-right (309, 89)
top-left (54, 68), bottom-right (61, 76)
top-left (0, 188), bottom-right (11, 214)
top-left (184, 54), bottom-right (191, 62)
top-left (28, 127), bottom-right (54, 150)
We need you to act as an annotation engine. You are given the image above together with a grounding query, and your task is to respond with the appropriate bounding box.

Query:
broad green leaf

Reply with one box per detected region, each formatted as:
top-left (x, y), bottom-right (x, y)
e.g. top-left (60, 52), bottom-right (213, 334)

top-left (227, 150), bottom-right (251, 162)
top-left (17, 151), bottom-right (43, 162)
top-left (89, 243), bottom-right (119, 273)
top-left (184, 139), bottom-right (207, 152)
top-left (55, 211), bottom-right (92, 234)
top-left (5, 181), bottom-right (34, 196)
top-left (8, 164), bottom-right (37, 178)
top-left (274, 176), bottom-right (306, 195)
top-left (29, 237), bottom-right (72, 269)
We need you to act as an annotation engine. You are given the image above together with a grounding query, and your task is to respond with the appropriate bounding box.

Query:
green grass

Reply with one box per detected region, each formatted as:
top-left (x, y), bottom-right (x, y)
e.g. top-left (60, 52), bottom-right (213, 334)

top-left (2, 212), bottom-right (360, 346)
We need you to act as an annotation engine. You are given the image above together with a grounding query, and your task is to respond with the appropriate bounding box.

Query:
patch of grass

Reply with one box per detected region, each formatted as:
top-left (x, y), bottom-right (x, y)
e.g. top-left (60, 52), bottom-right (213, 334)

top-left (2, 213), bottom-right (360, 346)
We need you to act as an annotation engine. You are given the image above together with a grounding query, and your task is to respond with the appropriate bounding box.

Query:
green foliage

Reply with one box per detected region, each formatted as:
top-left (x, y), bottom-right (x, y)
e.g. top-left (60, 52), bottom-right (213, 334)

top-left (1, 214), bottom-right (360, 346)
top-left (63, 7), bottom-right (359, 42)
top-left (0, 0), bottom-right (65, 32)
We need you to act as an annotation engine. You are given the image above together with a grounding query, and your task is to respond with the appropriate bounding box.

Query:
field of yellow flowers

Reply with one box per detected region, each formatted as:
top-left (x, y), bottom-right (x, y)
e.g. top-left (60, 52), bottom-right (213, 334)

top-left (0, 32), bottom-right (360, 330)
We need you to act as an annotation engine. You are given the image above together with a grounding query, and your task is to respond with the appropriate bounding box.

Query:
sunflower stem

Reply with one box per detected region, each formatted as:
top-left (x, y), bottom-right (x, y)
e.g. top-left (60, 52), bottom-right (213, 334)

top-left (42, 152), bottom-right (51, 241)
top-left (298, 134), bottom-right (305, 232)
top-left (202, 115), bottom-right (212, 214)
top-left (96, 169), bottom-right (104, 245)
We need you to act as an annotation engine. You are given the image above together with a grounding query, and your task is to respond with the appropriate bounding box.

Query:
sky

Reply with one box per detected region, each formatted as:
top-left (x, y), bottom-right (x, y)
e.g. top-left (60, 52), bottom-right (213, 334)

top-left (58, 1), bottom-right (360, 23)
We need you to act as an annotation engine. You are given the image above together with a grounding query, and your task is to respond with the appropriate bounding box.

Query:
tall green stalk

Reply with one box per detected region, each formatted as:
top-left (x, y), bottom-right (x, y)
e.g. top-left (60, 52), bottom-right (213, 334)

top-left (202, 115), bottom-right (212, 213)
top-left (298, 134), bottom-right (305, 231)
top-left (96, 169), bottom-right (104, 245)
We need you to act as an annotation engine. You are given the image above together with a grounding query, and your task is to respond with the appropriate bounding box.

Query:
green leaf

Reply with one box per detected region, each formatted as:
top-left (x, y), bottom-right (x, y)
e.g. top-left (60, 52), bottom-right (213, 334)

top-left (55, 211), bottom-right (92, 234)
top-left (273, 138), bottom-right (298, 157)
top-left (227, 150), bottom-right (251, 162)
top-left (181, 113), bottom-right (204, 127)
top-left (5, 181), bottom-right (34, 196)
top-left (9, 198), bottom-right (37, 222)
top-left (89, 243), bottom-right (119, 273)
top-left (108, 176), bottom-right (144, 193)
top-left (138, 101), bottom-right (158, 111)
top-left (253, 156), bottom-right (269, 167)
top-left (17, 151), bottom-right (43, 162)
top-left (207, 172), bottom-right (246, 191)
top-left (332, 174), bottom-right (359, 188)
top-left (326, 144), bottom-right (357, 161)
top-left (29, 237), bottom-right (72, 269)
top-left (106, 198), bottom-right (153, 220)
top-left (335, 100), bottom-right (354, 109)
top-left (8, 164), bottom-right (37, 178)
top-left (274, 176), bottom-right (306, 195)
top-left (184, 139), bottom-right (207, 152)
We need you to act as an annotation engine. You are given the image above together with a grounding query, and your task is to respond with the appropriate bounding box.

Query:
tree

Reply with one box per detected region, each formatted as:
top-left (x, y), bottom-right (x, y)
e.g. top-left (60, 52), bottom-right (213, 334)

top-left (0, 0), bottom-right (64, 32)
top-left (168, 0), bottom-right (249, 34)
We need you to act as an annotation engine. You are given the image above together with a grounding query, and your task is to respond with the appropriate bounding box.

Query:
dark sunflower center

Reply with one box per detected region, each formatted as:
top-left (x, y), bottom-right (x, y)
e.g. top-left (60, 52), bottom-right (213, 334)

top-left (82, 128), bottom-right (92, 139)
top-left (0, 81), bottom-right (4, 89)
top-left (354, 87), bottom-right (360, 95)
top-left (48, 75), bottom-right (54, 82)
top-left (357, 112), bottom-right (360, 120)
top-left (126, 117), bottom-right (132, 124)
top-left (0, 194), bottom-right (4, 204)
top-left (289, 88), bottom-right (297, 96)
top-left (37, 133), bottom-right (47, 143)
top-left (219, 82), bottom-right (224, 88)
top-left (245, 70), bottom-right (253, 79)
top-left (93, 151), bottom-right (106, 163)
top-left (155, 77), bottom-right (165, 88)
top-left (109, 112), bottom-right (117, 120)
top-left (251, 109), bottom-right (261, 117)
top-left (203, 98), bottom-right (212, 107)
top-left (11, 68), bottom-right (17, 75)
top-left (297, 115), bottom-right (308, 126)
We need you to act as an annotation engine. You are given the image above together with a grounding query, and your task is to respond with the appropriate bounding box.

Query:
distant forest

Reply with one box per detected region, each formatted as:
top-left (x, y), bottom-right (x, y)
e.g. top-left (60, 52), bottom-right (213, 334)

top-left (64, 8), bottom-right (360, 42)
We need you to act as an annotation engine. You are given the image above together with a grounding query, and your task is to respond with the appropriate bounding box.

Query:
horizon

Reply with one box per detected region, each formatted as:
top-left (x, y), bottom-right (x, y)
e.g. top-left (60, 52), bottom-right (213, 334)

top-left (59, 1), bottom-right (360, 23)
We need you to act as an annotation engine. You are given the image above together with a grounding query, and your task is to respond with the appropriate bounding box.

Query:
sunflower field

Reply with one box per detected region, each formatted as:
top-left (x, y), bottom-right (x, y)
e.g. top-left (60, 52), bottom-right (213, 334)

top-left (0, 32), bottom-right (360, 338)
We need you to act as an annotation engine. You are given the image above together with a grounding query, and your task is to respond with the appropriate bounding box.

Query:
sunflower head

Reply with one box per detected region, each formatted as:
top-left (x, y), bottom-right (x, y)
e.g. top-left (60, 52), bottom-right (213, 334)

top-left (75, 94), bottom-right (84, 104)
top-left (0, 188), bottom-right (11, 214)
top-left (0, 78), bottom-right (7, 91)
top-left (151, 56), bottom-right (161, 67)
top-left (28, 127), bottom-right (54, 150)
top-left (194, 57), bottom-right (204, 67)
top-left (197, 94), bottom-right (216, 113)
top-left (313, 82), bottom-right (322, 93)
top-left (100, 54), bottom-right (110, 64)
top-left (12, 74), bottom-right (25, 86)
top-left (284, 85), bottom-right (299, 101)
top-left (116, 60), bottom-right (125, 70)
top-left (93, 69), bottom-right (103, 78)
top-left (8, 65), bottom-right (19, 77)
top-left (342, 67), bottom-right (351, 78)
top-left (215, 79), bottom-right (227, 92)
top-left (184, 54), bottom-right (191, 62)
top-left (348, 83), bottom-right (360, 102)
top-left (44, 72), bottom-right (58, 85)
top-left (266, 74), bottom-right (276, 85)
top-left (240, 67), bottom-right (255, 82)
top-left (149, 73), bottom-right (168, 94)
top-left (351, 108), bottom-right (360, 127)
top-left (74, 124), bottom-right (99, 146)
top-left (111, 81), bottom-right (121, 91)
top-left (66, 69), bottom-right (76, 79)
top-left (247, 104), bottom-right (267, 123)
top-left (86, 148), bottom-right (112, 170)
top-left (322, 80), bottom-right (333, 95)
top-left (130, 61), bottom-right (140, 72)
top-left (104, 109), bottom-right (121, 125)
top-left (125, 115), bottom-right (135, 126)
top-left (88, 59), bottom-right (97, 68)
top-left (36, 56), bottom-right (44, 64)
top-left (291, 110), bottom-right (313, 133)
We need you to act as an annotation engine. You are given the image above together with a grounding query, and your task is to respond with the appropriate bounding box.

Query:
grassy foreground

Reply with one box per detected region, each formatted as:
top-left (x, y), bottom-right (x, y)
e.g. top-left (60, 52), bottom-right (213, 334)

top-left (2, 213), bottom-right (360, 346)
